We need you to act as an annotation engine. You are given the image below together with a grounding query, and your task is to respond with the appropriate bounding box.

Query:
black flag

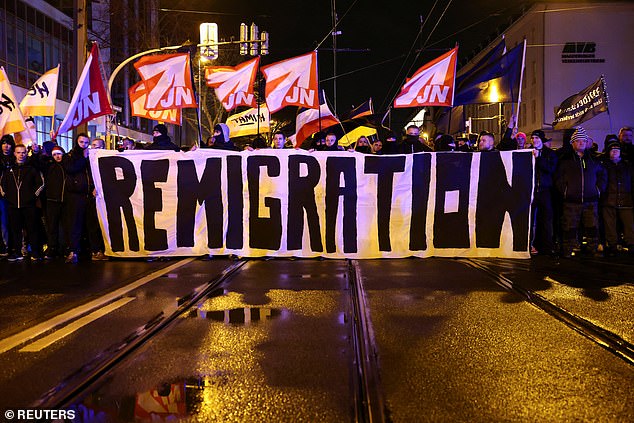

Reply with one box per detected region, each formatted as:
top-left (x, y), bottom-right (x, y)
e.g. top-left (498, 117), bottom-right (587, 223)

top-left (552, 76), bottom-right (609, 130)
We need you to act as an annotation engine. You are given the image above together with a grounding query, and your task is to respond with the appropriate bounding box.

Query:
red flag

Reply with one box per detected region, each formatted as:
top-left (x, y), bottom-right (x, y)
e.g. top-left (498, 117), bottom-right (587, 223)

top-left (55, 43), bottom-right (112, 136)
top-left (295, 91), bottom-right (340, 143)
top-left (261, 51), bottom-right (318, 113)
top-left (205, 57), bottom-right (259, 111)
top-left (129, 81), bottom-right (181, 125)
top-left (134, 53), bottom-right (197, 110)
top-left (394, 46), bottom-right (458, 108)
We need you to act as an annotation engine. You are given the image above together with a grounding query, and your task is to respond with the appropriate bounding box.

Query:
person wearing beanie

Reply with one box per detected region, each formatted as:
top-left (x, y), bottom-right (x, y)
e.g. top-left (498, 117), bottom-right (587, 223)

top-left (555, 126), bottom-right (607, 257)
top-left (434, 134), bottom-right (456, 152)
top-left (600, 140), bottom-right (634, 255)
top-left (529, 129), bottom-right (558, 255)
top-left (147, 124), bottom-right (179, 151)
top-left (0, 135), bottom-right (16, 255)
top-left (43, 145), bottom-right (67, 259)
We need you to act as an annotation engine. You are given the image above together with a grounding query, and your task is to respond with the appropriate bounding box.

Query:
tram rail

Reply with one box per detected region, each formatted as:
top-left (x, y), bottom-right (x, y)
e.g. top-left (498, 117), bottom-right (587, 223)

top-left (32, 258), bottom-right (390, 422)
top-left (462, 258), bottom-right (634, 366)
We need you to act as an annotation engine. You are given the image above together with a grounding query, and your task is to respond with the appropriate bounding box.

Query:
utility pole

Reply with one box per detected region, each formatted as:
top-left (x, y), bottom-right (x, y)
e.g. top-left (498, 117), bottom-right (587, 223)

top-left (74, 0), bottom-right (88, 136)
top-left (331, 0), bottom-right (338, 115)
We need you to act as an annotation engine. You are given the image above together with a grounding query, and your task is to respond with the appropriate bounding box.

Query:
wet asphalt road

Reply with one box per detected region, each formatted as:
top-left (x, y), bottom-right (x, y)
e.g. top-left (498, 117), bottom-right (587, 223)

top-left (0, 255), bottom-right (632, 422)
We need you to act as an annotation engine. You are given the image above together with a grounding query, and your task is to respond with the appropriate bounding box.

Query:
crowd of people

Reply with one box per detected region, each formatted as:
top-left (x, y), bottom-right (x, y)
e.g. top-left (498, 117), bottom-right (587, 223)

top-left (0, 122), bottom-right (632, 262)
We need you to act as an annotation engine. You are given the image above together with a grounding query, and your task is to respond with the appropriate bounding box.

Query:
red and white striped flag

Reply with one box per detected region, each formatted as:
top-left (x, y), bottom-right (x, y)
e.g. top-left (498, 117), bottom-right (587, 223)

top-left (261, 51), bottom-right (318, 113)
top-left (205, 57), bottom-right (259, 111)
top-left (55, 43), bottom-right (112, 136)
top-left (295, 91), bottom-right (339, 143)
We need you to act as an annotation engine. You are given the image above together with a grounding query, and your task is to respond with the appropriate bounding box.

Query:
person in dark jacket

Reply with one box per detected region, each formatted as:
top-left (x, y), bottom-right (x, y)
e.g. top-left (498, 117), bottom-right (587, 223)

top-left (555, 127), bottom-right (607, 257)
top-left (381, 131), bottom-right (401, 155)
top-left (210, 123), bottom-right (238, 151)
top-left (600, 141), bottom-right (634, 255)
top-left (434, 134), bottom-right (456, 152)
top-left (530, 130), bottom-right (558, 255)
top-left (44, 146), bottom-right (67, 259)
top-left (401, 125), bottom-right (431, 154)
top-left (63, 133), bottom-right (106, 263)
top-left (0, 135), bottom-right (15, 256)
top-left (147, 124), bottom-right (179, 151)
top-left (0, 144), bottom-right (44, 261)
top-left (323, 132), bottom-right (344, 152)
top-left (478, 131), bottom-right (497, 152)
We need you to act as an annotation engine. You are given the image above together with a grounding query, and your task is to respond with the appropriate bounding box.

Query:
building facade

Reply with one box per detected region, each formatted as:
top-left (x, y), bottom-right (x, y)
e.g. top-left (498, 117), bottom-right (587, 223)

top-left (0, 0), bottom-right (161, 152)
top-left (462, 2), bottom-right (633, 149)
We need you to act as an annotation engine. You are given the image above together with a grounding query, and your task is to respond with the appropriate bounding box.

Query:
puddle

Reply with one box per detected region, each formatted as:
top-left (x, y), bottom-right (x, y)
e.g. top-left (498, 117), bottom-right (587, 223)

top-left (68, 375), bottom-right (235, 422)
top-left (187, 307), bottom-right (288, 324)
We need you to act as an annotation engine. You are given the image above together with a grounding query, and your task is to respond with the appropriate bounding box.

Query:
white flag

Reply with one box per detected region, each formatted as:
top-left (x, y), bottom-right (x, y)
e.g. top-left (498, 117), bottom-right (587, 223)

top-left (0, 67), bottom-right (27, 136)
top-left (19, 65), bottom-right (59, 116)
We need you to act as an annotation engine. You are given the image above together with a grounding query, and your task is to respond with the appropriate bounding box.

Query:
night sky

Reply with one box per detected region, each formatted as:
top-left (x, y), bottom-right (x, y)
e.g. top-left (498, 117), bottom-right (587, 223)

top-left (159, 0), bottom-right (609, 130)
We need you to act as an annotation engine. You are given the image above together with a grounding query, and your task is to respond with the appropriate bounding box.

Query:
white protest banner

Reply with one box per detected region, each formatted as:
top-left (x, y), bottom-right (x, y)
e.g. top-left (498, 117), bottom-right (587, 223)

top-left (90, 150), bottom-right (534, 259)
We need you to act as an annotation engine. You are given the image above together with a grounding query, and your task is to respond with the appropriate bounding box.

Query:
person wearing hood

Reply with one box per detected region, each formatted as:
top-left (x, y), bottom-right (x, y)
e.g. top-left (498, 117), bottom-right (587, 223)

top-left (210, 123), bottom-right (238, 151)
top-left (381, 131), bottom-right (401, 155)
top-left (147, 124), bottom-right (179, 151)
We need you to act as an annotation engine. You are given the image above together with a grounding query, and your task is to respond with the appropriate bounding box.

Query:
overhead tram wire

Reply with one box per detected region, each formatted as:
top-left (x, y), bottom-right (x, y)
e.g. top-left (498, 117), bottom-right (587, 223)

top-left (319, 4), bottom-right (516, 84)
top-left (380, 0), bottom-right (454, 118)
top-left (378, 0), bottom-right (440, 115)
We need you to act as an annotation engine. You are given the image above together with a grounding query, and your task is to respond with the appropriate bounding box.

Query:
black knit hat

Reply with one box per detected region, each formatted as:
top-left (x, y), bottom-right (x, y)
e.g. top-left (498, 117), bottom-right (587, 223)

top-left (531, 129), bottom-right (548, 143)
top-left (153, 124), bottom-right (168, 136)
top-left (606, 140), bottom-right (621, 153)
top-left (604, 134), bottom-right (619, 145)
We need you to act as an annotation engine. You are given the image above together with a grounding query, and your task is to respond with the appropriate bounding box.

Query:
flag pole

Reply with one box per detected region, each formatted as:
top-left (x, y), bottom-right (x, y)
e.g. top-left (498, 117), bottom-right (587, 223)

top-left (601, 74), bottom-right (613, 133)
top-left (193, 50), bottom-right (203, 148)
top-left (50, 64), bottom-right (60, 134)
top-left (515, 39), bottom-right (527, 131)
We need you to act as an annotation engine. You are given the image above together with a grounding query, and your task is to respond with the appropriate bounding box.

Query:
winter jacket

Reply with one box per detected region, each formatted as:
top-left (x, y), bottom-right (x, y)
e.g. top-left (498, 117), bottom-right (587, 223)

top-left (534, 146), bottom-right (558, 193)
top-left (401, 135), bottom-right (432, 154)
top-left (0, 162), bottom-right (44, 208)
top-left (63, 147), bottom-right (93, 196)
top-left (601, 158), bottom-right (634, 208)
top-left (555, 152), bottom-right (607, 203)
top-left (147, 134), bottom-right (179, 151)
top-left (44, 159), bottom-right (66, 202)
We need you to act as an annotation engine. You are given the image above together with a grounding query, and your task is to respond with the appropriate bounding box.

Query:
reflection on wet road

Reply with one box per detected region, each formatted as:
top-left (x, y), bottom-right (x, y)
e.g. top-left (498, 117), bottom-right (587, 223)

top-left (1, 256), bottom-right (632, 421)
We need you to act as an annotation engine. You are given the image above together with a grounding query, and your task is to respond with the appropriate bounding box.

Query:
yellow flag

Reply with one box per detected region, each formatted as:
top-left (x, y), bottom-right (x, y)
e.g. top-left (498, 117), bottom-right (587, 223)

top-left (0, 67), bottom-right (27, 136)
top-left (19, 65), bottom-right (59, 116)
